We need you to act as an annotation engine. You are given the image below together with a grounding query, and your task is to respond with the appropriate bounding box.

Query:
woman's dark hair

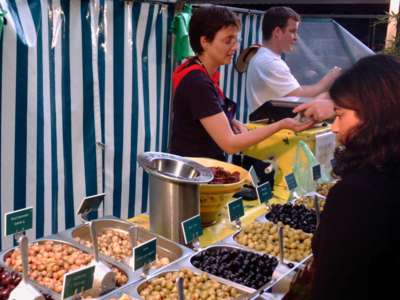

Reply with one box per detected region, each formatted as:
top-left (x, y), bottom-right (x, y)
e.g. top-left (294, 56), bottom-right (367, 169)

top-left (189, 6), bottom-right (241, 54)
top-left (330, 54), bottom-right (400, 176)
top-left (262, 6), bottom-right (300, 41)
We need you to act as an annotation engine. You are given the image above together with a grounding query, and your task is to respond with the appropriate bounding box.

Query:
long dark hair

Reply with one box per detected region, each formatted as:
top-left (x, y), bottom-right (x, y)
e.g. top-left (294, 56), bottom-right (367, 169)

top-left (330, 54), bottom-right (400, 176)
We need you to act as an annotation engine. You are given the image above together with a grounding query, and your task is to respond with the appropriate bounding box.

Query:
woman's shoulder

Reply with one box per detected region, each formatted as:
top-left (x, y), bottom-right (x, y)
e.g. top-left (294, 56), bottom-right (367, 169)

top-left (177, 69), bottom-right (214, 91)
top-left (335, 167), bottom-right (396, 192)
top-left (326, 167), bottom-right (398, 215)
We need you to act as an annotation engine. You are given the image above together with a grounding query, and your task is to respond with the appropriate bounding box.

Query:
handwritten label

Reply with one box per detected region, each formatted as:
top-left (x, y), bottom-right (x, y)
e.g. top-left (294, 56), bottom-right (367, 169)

top-left (181, 215), bottom-right (203, 245)
top-left (77, 193), bottom-right (105, 216)
top-left (131, 237), bottom-right (157, 271)
top-left (249, 166), bottom-right (259, 186)
top-left (315, 132), bottom-right (336, 168)
top-left (5, 207), bottom-right (33, 236)
top-left (312, 165), bottom-right (322, 181)
top-left (227, 197), bottom-right (245, 222)
top-left (62, 265), bottom-right (95, 299)
top-left (285, 173), bottom-right (297, 191)
top-left (331, 158), bottom-right (337, 169)
top-left (257, 181), bottom-right (273, 204)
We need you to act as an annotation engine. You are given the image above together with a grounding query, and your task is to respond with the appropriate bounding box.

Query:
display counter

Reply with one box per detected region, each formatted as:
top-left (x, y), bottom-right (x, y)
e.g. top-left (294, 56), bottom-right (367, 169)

top-left (128, 199), bottom-right (269, 248)
top-left (0, 147), bottom-right (332, 300)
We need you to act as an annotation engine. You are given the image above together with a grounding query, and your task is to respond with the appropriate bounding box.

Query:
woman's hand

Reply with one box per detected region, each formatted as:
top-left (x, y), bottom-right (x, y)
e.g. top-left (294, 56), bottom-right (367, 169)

top-left (231, 119), bottom-right (248, 134)
top-left (279, 118), bottom-right (314, 132)
top-left (200, 112), bottom-right (312, 154)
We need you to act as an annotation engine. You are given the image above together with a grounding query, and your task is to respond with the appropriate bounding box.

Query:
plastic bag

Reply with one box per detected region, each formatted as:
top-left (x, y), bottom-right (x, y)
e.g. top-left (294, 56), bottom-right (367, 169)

top-left (293, 140), bottom-right (330, 196)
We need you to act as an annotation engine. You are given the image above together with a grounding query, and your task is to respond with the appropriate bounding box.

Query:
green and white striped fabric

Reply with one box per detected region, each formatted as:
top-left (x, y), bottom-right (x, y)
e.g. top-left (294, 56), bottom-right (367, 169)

top-left (221, 12), bottom-right (263, 123)
top-left (0, 0), bottom-right (263, 250)
top-left (0, 0), bottom-right (174, 250)
top-left (0, 0), bottom-right (369, 250)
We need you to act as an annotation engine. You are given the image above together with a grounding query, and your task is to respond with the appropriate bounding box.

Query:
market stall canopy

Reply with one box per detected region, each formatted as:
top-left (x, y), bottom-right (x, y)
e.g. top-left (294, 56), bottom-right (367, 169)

top-left (0, 0), bottom-right (374, 252)
top-left (285, 18), bottom-right (374, 85)
top-left (186, 0), bottom-right (389, 3)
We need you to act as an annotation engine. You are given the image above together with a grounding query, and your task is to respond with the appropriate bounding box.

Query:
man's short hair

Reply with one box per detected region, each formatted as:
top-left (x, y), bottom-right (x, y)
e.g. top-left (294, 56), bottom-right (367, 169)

top-left (262, 7), bottom-right (300, 41)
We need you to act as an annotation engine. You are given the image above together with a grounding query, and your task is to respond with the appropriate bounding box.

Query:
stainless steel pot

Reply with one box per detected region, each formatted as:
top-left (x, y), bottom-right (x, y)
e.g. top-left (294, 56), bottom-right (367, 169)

top-left (138, 152), bottom-right (213, 244)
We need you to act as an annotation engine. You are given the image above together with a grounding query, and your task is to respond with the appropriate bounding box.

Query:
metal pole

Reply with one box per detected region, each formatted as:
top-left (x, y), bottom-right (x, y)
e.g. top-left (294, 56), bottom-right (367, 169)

top-left (385, 0), bottom-right (400, 48)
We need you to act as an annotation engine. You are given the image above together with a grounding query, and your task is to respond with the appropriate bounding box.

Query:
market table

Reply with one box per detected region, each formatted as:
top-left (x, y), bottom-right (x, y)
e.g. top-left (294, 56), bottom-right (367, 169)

top-left (128, 125), bottom-right (333, 247)
top-left (127, 198), bottom-right (274, 248)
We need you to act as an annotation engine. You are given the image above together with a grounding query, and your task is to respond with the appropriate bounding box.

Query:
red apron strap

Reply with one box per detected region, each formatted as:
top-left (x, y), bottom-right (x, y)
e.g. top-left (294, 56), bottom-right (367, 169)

top-left (172, 61), bottom-right (225, 98)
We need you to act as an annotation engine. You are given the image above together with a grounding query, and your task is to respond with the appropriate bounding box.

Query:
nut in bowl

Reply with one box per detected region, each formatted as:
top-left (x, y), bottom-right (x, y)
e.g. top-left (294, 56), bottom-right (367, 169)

top-left (187, 157), bottom-right (250, 226)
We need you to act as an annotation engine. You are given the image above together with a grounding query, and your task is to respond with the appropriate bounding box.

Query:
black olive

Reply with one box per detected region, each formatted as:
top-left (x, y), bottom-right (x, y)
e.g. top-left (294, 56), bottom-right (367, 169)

top-left (287, 262), bottom-right (295, 268)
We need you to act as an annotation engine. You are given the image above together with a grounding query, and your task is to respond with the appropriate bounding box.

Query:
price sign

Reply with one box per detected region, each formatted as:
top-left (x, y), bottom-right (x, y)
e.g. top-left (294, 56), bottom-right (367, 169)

top-left (5, 207), bottom-right (33, 236)
top-left (61, 265), bottom-right (95, 299)
top-left (312, 164), bottom-right (322, 181)
top-left (227, 197), bottom-right (245, 223)
top-left (181, 215), bottom-right (203, 245)
top-left (249, 166), bottom-right (259, 186)
top-left (331, 158), bottom-right (337, 169)
top-left (285, 173), bottom-right (297, 191)
top-left (131, 237), bottom-right (157, 271)
top-left (77, 193), bottom-right (105, 216)
top-left (257, 181), bottom-right (273, 204)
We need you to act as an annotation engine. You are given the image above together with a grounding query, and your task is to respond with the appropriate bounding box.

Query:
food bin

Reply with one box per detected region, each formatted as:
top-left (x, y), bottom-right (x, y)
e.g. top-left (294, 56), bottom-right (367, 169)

top-left (0, 238), bottom-right (131, 299)
top-left (291, 192), bottom-right (327, 211)
top-left (66, 217), bottom-right (192, 276)
top-left (78, 243), bottom-right (296, 300)
top-left (0, 264), bottom-right (57, 300)
top-left (189, 245), bottom-right (279, 291)
top-left (138, 152), bottom-right (213, 243)
top-left (115, 256), bottom-right (256, 299)
top-left (187, 157), bottom-right (250, 226)
top-left (220, 217), bottom-right (312, 264)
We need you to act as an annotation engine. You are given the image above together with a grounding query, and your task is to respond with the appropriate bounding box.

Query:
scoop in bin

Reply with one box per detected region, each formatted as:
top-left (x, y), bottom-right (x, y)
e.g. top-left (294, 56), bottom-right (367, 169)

top-left (82, 221), bottom-right (116, 297)
top-left (8, 235), bottom-right (45, 300)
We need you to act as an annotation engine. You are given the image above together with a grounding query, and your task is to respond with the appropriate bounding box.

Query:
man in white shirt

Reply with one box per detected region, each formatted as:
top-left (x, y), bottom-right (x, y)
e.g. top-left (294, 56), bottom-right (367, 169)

top-left (246, 7), bottom-right (340, 119)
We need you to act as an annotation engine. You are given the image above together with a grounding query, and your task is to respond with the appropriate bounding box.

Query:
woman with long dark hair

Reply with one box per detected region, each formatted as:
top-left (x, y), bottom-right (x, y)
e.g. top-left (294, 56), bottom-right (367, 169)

top-left (311, 54), bottom-right (400, 299)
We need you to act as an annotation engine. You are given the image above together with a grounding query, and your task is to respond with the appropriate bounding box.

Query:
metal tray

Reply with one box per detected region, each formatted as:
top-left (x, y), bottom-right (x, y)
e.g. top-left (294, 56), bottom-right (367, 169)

top-left (187, 244), bottom-right (295, 295)
top-left (219, 217), bottom-right (312, 265)
top-left (289, 192), bottom-right (326, 212)
top-left (0, 262), bottom-right (61, 300)
top-left (111, 257), bottom-right (256, 300)
top-left (83, 246), bottom-right (294, 300)
top-left (287, 191), bottom-right (322, 203)
top-left (221, 230), bottom-right (313, 287)
top-left (60, 218), bottom-right (192, 276)
top-left (0, 237), bottom-right (132, 300)
top-left (316, 180), bottom-right (338, 198)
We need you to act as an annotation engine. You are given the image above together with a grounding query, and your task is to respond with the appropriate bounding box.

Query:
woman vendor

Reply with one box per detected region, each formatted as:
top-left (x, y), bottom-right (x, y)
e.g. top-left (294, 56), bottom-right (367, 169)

top-left (169, 6), bottom-right (312, 161)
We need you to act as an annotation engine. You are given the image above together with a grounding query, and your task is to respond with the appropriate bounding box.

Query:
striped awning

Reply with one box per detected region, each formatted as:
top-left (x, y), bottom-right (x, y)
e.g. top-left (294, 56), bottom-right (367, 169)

top-left (0, 0), bottom-right (175, 250)
top-left (0, 0), bottom-right (372, 250)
